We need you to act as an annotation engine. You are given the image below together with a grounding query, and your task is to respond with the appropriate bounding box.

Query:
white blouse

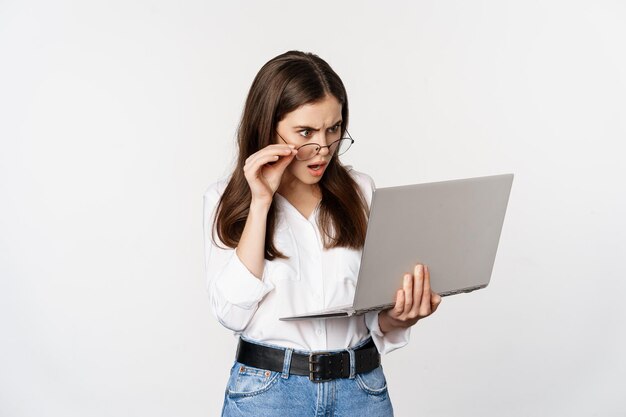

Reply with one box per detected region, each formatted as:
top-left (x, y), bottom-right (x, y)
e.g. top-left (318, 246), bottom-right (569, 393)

top-left (202, 167), bottom-right (410, 355)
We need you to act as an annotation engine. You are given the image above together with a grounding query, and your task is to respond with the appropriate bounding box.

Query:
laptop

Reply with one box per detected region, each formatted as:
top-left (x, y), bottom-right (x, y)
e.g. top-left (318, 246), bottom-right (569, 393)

top-left (280, 173), bottom-right (514, 321)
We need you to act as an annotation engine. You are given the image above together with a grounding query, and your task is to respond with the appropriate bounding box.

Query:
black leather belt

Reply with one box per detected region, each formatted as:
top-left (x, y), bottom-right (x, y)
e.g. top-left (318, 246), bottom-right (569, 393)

top-left (236, 338), bottom-right (381, 383)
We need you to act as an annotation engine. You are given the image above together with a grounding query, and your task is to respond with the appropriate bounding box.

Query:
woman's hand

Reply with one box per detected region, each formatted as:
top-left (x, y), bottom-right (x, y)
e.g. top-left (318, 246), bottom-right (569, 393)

top-left (378, 264), bottom-right (442, 333)
top-left (243, 144), bottom-right (297, 206)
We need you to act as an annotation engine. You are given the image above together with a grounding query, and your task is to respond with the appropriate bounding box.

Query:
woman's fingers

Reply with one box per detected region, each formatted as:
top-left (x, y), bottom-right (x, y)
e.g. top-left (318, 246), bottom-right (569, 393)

top-left (246, 144), bottom-right (294, 160)
top-left (404, 264), bottom-right (437, 320)
top-left (244, 145), bottom-right (297, 198)
top-left (419, 265), bottom-right (432, 317)
top-left (427, 264), bottom-right (442, 313)
top-left (246, 145), bottom-right (294, 171)
top-left (384, 264), bottom-right (442, 331)
top-left (271, 148), bottom-right (297, 170)
top-left (403, 273), bottom-right (413, 314)
top-left (263, 152), bottom-right (296, 190)
top-left (392, 289), bottom-right (405, 316)
top-left (407, 264), bottom-right (424, 318)
top-left (247, 153), bottom-right (286, 173)
top-left (431, 292), bottom-right (442, 312)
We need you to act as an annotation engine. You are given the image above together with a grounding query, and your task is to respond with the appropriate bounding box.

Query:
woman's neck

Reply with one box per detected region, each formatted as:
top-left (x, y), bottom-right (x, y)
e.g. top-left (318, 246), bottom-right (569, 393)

top-left (277, 182), bottom-right (321, 202)
top-left (276, 180), bottom-right (322, 219)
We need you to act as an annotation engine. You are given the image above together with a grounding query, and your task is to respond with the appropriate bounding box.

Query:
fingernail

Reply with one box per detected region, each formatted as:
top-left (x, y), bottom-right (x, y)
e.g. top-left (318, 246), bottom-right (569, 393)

top-left (404, 274), bottom-right (411, 282)
top-left (425, 265), bottom-right (429, 274)
top-left (288, 144), bottom-right (295, 149)
top-left (418, 264), bottom-right (424, 274)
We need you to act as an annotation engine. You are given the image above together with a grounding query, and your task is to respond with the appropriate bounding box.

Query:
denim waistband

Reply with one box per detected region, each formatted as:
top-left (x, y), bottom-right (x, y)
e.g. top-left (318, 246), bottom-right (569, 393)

top-left (236, 336), bottom-right (378, 380)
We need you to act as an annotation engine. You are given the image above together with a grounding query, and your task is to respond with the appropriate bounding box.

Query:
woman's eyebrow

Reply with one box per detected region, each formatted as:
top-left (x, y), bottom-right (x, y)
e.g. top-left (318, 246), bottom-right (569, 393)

top-left (293, 120), bottom-right (342, 131)
top-left (293, 125), bottom-right (318, 131)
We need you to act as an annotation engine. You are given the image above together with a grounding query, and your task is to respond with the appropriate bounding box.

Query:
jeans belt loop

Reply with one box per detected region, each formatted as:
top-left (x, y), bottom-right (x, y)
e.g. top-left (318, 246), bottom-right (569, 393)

top-left (347, 347), bottom-right (356, 379)
top-left (281, 348), bottom-right (293, 379)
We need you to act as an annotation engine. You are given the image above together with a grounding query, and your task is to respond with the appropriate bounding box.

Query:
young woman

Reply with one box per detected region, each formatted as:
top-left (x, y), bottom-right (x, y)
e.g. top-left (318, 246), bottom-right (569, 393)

top-left (203, 50), bottom-right (442, 416)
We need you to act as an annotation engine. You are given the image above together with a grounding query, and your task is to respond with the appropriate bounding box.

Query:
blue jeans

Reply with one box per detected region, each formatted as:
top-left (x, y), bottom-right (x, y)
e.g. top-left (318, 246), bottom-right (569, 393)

top-left (221, 337), bottom-right (394, 417)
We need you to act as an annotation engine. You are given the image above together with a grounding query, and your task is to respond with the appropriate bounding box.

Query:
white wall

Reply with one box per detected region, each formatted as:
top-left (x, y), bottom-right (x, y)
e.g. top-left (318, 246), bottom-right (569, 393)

top-left (1, 1), bottom-right (624, 416)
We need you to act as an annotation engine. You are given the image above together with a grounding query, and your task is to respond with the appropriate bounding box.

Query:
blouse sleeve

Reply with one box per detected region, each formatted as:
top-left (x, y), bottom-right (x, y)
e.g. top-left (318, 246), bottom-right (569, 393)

top-left (202, 181), bottom-right (274, 332)
top-left (364, 311), bottom-right (411, 355)
top-left (348, 167), bottom-right (412, 355)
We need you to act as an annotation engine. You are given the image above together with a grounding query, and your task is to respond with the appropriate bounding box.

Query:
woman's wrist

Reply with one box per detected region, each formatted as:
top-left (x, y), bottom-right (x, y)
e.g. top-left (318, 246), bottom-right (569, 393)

top-left (236, 198), bottom-right (272, 279)
top-left (378, 310), bottom-right (395, 334)
top-left (250, 197), bottom-right (272, 214)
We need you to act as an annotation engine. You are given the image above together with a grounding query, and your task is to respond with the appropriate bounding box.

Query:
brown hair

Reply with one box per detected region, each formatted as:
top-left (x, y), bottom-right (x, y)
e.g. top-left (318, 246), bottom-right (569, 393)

top-left (213, 50), bottom-right (369, 260)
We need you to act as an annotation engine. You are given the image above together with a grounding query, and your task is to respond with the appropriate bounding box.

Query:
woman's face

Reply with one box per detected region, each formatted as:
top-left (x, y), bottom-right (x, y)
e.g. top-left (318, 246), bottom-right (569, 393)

top-left (275, 94), bottom-right (343, 189)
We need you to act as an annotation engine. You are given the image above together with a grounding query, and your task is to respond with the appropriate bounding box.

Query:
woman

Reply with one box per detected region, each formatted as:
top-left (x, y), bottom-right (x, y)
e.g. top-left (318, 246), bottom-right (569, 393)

top-left (203, 50), bottom-right (442, 416)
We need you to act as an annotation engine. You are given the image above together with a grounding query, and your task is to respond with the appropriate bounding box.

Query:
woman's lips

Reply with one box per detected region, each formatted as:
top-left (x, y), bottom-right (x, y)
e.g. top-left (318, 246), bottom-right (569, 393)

top-left (307, 161), bottom-right (327, 176)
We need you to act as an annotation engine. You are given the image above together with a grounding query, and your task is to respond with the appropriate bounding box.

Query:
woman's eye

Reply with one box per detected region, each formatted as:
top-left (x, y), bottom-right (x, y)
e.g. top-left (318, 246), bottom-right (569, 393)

top-left (298, 129), bottom-right (311, 138)
top-left (329, 125), bottom-right (340, 133)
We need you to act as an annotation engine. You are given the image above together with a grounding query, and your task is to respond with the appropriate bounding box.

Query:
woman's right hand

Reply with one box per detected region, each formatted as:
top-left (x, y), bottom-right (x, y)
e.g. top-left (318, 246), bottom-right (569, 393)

top-left (243, 144), bottom-right (297, 206)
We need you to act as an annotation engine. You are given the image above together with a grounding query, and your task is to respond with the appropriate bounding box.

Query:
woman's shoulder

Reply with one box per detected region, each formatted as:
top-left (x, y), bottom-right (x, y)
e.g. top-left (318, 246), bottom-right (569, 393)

top-left (344, 165), bottom-right (376, 191)
top-left (203, 176), bottom-right (230, 206)
top-left (344, 165), bottom-right (376, 207)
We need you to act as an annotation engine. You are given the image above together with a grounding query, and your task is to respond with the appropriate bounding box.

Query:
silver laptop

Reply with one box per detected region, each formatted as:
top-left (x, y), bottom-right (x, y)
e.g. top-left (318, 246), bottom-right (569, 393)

top-left (280, 173), bottom-right (514, 321)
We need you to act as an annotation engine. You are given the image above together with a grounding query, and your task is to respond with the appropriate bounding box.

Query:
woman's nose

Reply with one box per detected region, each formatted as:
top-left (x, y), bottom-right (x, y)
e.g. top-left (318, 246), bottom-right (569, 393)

top-left (316, 133), bottom-right (330, 156)
top-left (318, 145), bottom-right (330, 156)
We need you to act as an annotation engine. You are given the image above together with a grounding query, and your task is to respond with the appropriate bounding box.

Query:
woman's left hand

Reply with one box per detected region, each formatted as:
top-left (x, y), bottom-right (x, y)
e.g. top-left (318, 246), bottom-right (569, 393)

top-left (378, 263), bottom-right (442, 333)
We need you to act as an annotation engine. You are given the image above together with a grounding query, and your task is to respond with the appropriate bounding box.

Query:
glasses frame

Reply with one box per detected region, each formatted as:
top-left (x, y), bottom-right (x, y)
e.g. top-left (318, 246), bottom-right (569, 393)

top-left (276, 129), bottom-right (355, 161)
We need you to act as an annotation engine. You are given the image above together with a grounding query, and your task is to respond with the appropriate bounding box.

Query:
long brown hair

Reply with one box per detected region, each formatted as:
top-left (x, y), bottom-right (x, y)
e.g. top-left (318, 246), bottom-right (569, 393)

top-left (213, 50), bottom-right (369, 260)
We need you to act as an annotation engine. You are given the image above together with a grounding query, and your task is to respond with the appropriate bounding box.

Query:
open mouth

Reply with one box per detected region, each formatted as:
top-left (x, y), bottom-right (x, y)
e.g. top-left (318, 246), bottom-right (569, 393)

top-left (307, 162), bottom-right (327, 170)
top-left (307, 161), bottom-right (327, 176)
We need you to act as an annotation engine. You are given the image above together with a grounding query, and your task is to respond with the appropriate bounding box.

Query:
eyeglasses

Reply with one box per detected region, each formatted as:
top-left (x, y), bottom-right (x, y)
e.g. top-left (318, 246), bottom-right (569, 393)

top-left (276, 129), bottom-right (355, 161)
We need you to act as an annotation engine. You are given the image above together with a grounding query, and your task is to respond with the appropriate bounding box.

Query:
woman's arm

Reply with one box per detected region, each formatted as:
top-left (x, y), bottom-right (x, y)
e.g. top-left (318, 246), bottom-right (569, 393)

top-left (235, 200), bottom-right (271, 279)
top-left (237, 143), bottom-right (297, 278)
top-left (203, 144), bottom-right (297, 332)
top-left (203, 188), bottom-right (274, 332)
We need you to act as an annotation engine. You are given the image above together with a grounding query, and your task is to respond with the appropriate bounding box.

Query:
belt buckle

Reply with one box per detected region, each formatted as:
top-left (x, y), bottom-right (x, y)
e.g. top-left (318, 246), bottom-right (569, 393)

top-left (309, 352), bottom-right (332, 383)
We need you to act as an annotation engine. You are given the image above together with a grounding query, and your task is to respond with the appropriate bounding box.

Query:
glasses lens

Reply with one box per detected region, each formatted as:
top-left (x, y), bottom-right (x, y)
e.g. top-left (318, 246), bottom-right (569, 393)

top-left (296, 144), bottom-right (319, 161)
top-left (334, 138), bottom-right (353, 156)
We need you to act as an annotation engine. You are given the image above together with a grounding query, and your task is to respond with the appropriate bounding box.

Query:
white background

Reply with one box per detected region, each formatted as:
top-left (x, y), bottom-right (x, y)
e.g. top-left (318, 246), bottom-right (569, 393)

top-left (1, 1), bottom-right (625, 416)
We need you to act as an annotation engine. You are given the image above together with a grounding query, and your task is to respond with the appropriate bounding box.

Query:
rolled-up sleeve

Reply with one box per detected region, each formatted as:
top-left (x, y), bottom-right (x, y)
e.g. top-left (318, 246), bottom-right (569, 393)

top-left (202, 183), bottom-right (274, 332)
top-left (364, 311), bottom-right (411, 355)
